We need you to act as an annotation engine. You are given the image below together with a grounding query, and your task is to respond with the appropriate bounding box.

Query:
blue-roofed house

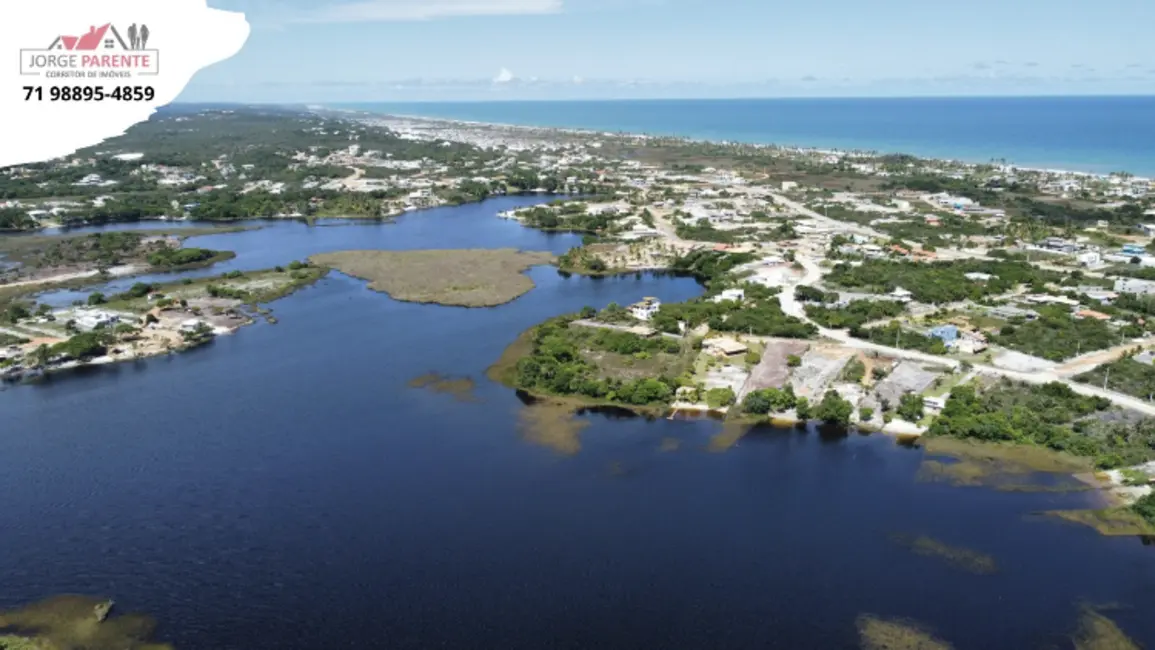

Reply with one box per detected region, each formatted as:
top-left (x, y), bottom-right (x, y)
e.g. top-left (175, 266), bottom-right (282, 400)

top-left (928, 324), bottom-right (959, 343)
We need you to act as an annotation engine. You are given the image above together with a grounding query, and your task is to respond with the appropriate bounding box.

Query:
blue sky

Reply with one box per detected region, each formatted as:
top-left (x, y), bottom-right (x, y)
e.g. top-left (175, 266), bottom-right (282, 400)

top-left (183, 0), bottom-right (1155, 102)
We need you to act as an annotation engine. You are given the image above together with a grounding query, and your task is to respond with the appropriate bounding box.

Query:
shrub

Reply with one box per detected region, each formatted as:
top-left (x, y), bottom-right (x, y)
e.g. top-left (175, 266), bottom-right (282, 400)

top-left (706, 387), bottom-right (736, 409)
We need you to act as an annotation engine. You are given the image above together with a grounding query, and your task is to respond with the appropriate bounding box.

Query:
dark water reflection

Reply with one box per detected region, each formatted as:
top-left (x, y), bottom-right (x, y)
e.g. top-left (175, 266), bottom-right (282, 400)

top-left (1, 199), bottom-right (1154, 649)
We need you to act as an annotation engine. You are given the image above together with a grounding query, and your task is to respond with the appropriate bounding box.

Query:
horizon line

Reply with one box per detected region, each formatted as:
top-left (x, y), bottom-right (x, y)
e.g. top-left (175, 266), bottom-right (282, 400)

top-left (173, 93), bottom-right (1155, 107)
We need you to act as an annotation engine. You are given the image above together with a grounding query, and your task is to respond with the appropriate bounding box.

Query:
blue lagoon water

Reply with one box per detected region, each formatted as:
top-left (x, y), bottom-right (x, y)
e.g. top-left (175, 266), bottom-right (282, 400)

top-left (2, 199), bottom-right (1155, 649)
top-left (347, 96), bottom-right (1155, 176)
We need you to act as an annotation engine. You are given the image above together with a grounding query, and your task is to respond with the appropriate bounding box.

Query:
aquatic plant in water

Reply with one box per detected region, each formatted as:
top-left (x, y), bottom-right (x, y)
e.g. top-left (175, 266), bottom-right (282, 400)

top-left (0, 595), bottom-right (172, 650)
top-left (856, 614), bottom-right (953, 650)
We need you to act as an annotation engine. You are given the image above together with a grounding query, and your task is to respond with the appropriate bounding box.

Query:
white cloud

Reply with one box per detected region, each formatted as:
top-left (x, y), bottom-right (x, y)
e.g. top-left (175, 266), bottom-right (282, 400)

top-left (294, 0), bottom-right (562, 23)
top-left (493, 67), bottom-right (515, 84)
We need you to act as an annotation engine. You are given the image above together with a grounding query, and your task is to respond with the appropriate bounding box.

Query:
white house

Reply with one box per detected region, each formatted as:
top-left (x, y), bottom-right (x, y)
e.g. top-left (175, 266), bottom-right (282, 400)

top-left (180, 319), bottom-right (206, 332)
top-left (923, 396), bottom-right (948, 413)
top-left (890, 287), bottom-right (913, 303)
top-left (74, 309), bottom-right (119, 331)
top-left (1115, 278), bottom-right (1155, 296)
top-left (711, 288), bottom-right (745, 304)
top-left (1076, 251), bottom-right (1102, 267)
top-left (629, 297), bottom-right (662, 321)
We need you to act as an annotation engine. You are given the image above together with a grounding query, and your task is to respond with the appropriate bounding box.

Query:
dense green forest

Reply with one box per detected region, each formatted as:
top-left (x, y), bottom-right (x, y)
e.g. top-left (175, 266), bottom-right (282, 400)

top-left (805, 300), bottom-right (906, 329)
top-left (651, 290), bottom-right (816, 339)
top-left (992, 305), bottom-right (1140, 361)
top-left (928, 380), bottom-right (1155, 469)
top-left (826, 259), bottom-right (1054, 303)
top-left (667, 250), bottom-right (757, 284)
top-left (511, 316), bottom-right (684, 407)
top-left (849, 322), bottom-right (947, 354)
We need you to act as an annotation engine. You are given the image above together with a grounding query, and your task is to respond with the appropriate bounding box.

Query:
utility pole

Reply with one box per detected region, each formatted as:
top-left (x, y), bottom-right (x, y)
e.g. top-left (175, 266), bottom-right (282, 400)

top-left (1103, 366), bottom-right (1111, 390)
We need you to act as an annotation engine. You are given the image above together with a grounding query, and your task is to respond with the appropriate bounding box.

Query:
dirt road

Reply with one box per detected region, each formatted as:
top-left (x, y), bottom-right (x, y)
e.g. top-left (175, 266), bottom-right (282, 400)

top-left (0, 264), bottom-right (141, 290)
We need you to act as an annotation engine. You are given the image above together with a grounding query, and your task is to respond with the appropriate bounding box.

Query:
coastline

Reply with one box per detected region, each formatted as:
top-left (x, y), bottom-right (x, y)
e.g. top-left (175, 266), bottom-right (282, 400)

top-left (339, 105), bottom-right (1155, 180)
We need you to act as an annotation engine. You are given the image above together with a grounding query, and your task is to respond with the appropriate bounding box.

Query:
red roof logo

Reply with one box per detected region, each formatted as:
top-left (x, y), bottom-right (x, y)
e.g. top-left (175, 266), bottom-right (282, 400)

top-left (48, 23), bottom-right (131, 51)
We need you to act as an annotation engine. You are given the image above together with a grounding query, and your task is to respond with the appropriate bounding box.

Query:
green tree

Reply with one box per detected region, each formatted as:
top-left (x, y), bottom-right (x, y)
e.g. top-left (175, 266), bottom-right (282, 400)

top-left (631, 378), bottom-right (673, 404)
top-left (87, 292), bottom-right (106, 306)
top-left (897, 392), bottom-right (925, 422)
top-left (841, 358), bottom-right (866, 383)
top-left (815, 390), bottom-right (853, 425)
top-left (859, 406), bottom-right (875, 421)
top-left (31, 344), bottom-right (51, 368)
top-left (744, 386), bottom-right (797, 414)
top-left (5, 303), bottom-right (30, 323)
top-left (1134, 492), bottom-right (1155, 525)
top-left (787, 354), bottom-right (802, 367)
top-left (743, 390), bottom-right (773, 415)
top-left (50, 331), bottom-right (108, 360)
top-left (795, 396), bottom-right (812, 420)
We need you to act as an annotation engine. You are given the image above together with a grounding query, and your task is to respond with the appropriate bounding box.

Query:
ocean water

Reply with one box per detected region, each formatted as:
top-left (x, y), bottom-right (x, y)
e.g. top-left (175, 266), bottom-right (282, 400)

top-left (344, 96), bottom-right (1155, 176)
top-left (2, 199), bottom-right (1154, 649)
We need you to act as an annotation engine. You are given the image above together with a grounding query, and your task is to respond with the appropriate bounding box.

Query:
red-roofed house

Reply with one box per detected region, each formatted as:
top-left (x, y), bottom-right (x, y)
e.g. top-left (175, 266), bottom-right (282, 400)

top-left (1074, 310), bottom-right (1111, 321)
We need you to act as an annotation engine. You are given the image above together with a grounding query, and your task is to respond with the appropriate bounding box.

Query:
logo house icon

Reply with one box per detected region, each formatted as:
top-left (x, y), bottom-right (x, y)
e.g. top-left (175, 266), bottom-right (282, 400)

top-left (21, 22), bottom-right (159, 76)
top-left (48, 24), bottom-right (128, 51)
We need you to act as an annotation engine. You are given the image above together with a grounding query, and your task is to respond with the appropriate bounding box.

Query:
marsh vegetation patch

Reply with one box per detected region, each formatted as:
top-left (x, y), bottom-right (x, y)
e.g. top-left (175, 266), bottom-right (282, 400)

top-left (516, 400), bottom-right (589, 455)
top-left (408, 372), bottom-right (479, 402)
top-left (310, 248), bottom-right (556, 307)
top-left (888, 533), bottom-right (998, 575)
top-left (1047, 509), bottom-right (1155, 537)
top-left (708, 421), bottom-right (752, 453)
top-left (916, 437), bottom-right (1094, 492)
top-left (0, 595), bottom-right (171, 650)
top-left (1071, 606), bottom-right (1141, 650)
top-left (856, 614), bottom-right (953, 650)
